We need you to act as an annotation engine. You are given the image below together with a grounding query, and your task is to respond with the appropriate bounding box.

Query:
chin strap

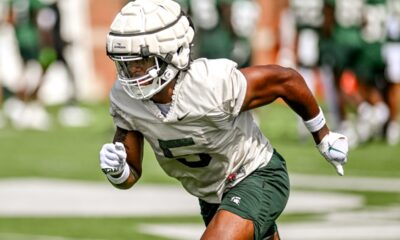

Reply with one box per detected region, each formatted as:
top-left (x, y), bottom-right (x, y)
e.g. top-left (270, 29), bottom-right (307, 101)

top-left (161, 65), bottom-right (180, 83)
top-left (158, 54), bottom-right (174, 78)
top-left (139, 64), bottom-right (180, 100)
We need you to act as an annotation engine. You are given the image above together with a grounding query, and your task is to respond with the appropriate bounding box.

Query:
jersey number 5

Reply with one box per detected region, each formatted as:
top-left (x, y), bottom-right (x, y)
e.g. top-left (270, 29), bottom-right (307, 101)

top-left (158, 138), bottom-right (212, 168)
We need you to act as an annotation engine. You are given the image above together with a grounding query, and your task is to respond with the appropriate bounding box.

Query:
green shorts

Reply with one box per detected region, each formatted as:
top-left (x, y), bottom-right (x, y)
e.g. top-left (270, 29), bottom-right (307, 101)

top-left (199, 150), bottom-right (290, 240)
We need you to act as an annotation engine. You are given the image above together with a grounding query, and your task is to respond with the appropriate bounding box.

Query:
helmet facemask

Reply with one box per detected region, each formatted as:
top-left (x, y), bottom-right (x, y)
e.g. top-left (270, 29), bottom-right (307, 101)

top-left (109, 54), bottom-right (179, 99)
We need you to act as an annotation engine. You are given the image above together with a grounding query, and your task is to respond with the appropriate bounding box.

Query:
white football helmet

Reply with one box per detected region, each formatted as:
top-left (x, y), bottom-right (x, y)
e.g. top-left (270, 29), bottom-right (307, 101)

top-left (106, 0), bottom-right (195, 100)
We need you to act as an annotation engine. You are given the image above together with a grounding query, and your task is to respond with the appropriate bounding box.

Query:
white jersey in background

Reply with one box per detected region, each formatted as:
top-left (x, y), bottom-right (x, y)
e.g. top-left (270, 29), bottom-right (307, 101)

top-left (109, 58), bottom-right (274, 203)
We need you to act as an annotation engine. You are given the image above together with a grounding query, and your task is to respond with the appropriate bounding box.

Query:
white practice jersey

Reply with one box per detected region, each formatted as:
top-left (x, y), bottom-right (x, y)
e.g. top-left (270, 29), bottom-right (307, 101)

top-left (110, 58), bottom-right (274, 203)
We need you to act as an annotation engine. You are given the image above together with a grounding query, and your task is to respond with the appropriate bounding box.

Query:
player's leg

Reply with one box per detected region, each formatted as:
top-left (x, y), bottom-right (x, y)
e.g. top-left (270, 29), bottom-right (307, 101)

top-left (201, 210), bottom-right (281, 240)
top-left (353, 45), bottom-right (389, 142)
top-left (201, 209), bottom-right (254, 240)
top-left (361, 77), bottom-right (389, 138)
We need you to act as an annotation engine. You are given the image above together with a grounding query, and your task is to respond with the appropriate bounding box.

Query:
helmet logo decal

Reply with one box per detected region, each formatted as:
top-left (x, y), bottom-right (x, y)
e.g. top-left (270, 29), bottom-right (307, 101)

top-left (113, 42), bottom-right (127, 50)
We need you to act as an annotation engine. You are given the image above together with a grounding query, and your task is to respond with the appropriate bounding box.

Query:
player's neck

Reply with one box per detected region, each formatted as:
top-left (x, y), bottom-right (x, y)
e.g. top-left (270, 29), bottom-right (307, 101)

top-left (151, 79), bottom-right (177, 104)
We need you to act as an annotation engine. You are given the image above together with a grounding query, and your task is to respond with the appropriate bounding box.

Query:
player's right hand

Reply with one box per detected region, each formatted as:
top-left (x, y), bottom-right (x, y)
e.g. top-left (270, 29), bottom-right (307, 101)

top-left (317, 132), bottom-right (348, 176)
top-left (99, 142), bottom-right (127, 176)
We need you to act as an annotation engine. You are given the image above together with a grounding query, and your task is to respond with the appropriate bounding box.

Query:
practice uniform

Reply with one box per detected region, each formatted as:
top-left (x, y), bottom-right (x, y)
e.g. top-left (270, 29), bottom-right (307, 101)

top-left (109, 58), bottom-right (289, 239)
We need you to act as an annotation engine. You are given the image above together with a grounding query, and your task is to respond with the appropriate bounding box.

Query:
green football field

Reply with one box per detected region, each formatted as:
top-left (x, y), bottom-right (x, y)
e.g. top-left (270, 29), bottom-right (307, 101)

top-left (0, 102), bottom-right (399, 240)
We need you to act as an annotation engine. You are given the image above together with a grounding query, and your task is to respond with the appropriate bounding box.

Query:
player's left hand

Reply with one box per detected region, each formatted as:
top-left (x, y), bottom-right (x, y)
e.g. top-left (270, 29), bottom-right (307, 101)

top-left (99, 142), bottom-right (127, 176)
top-left (317, 132), bottom-right (348, 176)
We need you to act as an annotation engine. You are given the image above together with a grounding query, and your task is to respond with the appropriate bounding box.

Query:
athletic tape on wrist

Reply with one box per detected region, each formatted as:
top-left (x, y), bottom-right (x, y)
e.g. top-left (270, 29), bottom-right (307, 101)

top-left (106, 164), bottom-right (130, 185)
top-left (304, 107), bottom-right (326, 133)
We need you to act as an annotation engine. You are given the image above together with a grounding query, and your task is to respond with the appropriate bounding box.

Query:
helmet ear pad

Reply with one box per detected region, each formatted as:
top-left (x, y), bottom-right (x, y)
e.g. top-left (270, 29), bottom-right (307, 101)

top-left (169, 45), bottom-right (192, 70)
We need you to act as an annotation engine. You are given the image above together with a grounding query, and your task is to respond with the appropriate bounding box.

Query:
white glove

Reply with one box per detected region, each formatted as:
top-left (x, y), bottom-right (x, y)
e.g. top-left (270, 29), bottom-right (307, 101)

top-left (99, 142), bottom-right (127, 176)
top-left (317, 132), bottom-right (348, 176)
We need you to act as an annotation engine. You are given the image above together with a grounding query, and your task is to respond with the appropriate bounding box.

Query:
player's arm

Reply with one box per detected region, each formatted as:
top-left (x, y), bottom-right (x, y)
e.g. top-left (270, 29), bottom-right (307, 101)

top-left (99, 127), bottom-right (144, 189)
top-left (240, 65), bottom-right (348, 176)
top-left (240, 65), bottom-right (327, 143)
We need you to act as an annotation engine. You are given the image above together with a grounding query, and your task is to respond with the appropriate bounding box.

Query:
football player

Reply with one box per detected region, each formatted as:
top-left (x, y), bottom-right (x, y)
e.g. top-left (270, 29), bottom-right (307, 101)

top-left (99, 1), bottom-right (349, 239)
top-left (4, 0), bottom-right (52, 130)
top-left (353, 0), bottom-right (390, 142)
top-left (319, 0), bottom-right (385, 147)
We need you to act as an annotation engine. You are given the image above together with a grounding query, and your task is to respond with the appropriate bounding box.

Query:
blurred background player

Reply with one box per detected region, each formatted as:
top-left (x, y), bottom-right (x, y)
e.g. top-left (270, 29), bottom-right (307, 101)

top-left (2, 0), bottom-right (51, 130)
top-left (3, 0), bottom-right (91, 130)
top-left (35, 0), bottom-right (91, 128)
top-left (353, 0), bottom-right (390, 143)
top-left (318, 0), bottom-right (378, 148)
top-left (382, 0), bottom-right (400, 145)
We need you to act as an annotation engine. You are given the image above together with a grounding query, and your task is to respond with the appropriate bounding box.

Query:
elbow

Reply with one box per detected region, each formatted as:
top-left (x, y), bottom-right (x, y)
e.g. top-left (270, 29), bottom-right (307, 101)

top-left (274, 67), bottom-right (312, 105)
top-left (280, 67), bottom-right (306, 94)
top-left (283, 67), bottom-right (303, 84)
